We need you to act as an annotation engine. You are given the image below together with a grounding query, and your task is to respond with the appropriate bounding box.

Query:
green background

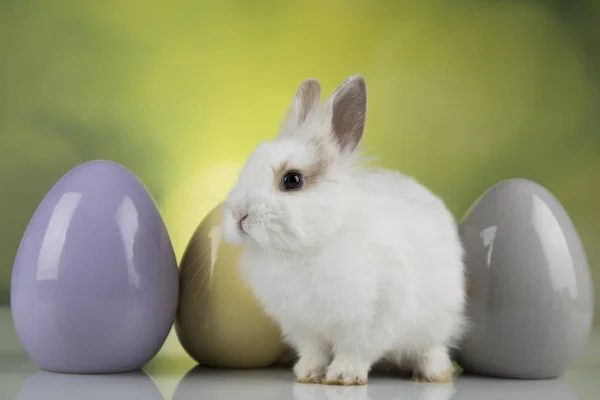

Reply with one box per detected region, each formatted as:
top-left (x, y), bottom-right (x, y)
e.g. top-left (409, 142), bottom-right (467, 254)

top-left (1, 0), bottom-right (598, 330)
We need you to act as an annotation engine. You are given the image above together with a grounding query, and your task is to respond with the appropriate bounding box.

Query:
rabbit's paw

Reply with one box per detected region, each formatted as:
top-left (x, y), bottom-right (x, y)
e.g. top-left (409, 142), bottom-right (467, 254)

top-left (294, 356), bottom-right (328, 384)
top-left (413, 346), bottom-right (455, 384)
top-left (324, 360), bottom-right (369, 386)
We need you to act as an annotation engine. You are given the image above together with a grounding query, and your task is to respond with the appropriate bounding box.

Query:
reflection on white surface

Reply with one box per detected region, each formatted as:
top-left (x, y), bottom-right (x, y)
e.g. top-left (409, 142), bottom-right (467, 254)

top-left (169, 366), bottom-right (579, 400)
top-left (453, 376), bottom-right (579, 400)
top-left (36, 192), bottom-right (82, 281)
top-left (16, 370), bottom-right (163, 400)
top-left (172, 367), bottom-right (293, 400)
top-left (293, 383), bottom-right (372, 400)
top-left (293, 380), bottom-right (455, 400)
top-left (10, 368), bottom-right (584, 400)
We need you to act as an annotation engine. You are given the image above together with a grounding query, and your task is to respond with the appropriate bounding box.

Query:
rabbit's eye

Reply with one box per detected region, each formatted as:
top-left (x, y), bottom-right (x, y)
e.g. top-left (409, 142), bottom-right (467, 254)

top-left (281, 171), bottom-right (303, 191)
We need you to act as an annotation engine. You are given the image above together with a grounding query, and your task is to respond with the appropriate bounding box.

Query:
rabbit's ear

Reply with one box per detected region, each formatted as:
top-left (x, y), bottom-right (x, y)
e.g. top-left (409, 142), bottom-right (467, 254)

top-left (280, 78), bottom-right (321, 134)
top-left (324, 75), bottom-right (367, 153)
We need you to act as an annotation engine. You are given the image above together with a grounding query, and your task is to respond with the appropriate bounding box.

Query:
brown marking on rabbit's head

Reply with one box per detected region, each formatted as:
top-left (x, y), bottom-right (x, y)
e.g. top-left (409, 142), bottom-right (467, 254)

top-left (272, 139), bottom-right (332, 192)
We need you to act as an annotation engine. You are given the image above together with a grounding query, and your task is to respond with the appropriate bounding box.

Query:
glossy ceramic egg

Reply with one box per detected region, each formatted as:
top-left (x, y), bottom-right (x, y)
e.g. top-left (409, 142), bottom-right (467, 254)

top-left (457, 178), bottom-right (594, 379)
top-left (175, 204), bottom-right (285, 368)
top-left (10, 160), bottom-right (179, 374)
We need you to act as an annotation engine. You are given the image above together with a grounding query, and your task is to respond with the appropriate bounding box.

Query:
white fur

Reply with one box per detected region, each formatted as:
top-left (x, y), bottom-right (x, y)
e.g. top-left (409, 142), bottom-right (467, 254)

top-left (222, 75), bottom-right (467, 384)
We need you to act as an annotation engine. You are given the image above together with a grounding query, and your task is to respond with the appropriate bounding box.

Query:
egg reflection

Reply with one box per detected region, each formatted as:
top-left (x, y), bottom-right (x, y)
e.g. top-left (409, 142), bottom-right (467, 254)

top-left (16, 370), bottom-right (163, 400)
top-left (172, 366), bottom-right (292, 400)
top-left (452, 377), bottom-right (578, 400)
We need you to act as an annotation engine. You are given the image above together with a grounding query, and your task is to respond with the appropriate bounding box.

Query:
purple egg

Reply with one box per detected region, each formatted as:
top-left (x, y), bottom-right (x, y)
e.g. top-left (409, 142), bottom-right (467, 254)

top-left (10, 160), bottom-right (178, 374)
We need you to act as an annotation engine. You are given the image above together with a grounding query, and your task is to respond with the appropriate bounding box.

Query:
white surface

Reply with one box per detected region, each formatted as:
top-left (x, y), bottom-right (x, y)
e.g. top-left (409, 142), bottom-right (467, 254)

top-left (0, 308), bottom-right (598, 400)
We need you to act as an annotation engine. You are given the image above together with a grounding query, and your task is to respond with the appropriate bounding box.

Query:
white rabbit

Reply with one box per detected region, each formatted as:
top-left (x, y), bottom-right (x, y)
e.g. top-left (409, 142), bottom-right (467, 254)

top-left (221, 75), bottom-right (467, 386)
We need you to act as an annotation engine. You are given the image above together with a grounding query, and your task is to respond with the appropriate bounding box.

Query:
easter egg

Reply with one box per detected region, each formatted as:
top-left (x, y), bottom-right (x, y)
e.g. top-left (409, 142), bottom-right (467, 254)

top-left (10, 160), bottom-right (179, 374)
top-left (457, 178), bottom-right (594, 379)
top-left (175, 204), bottom-right (285, 368)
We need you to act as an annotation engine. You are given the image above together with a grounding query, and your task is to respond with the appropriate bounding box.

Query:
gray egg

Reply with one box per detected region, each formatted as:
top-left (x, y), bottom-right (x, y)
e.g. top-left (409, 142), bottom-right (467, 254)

top-left (457, 178), bottom-right (594, 379)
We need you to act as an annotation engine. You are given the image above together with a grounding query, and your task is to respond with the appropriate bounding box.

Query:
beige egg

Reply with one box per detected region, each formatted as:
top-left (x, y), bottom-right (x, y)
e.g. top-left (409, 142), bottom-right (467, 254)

top-left (175, 205), bottom-right (286, 368)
